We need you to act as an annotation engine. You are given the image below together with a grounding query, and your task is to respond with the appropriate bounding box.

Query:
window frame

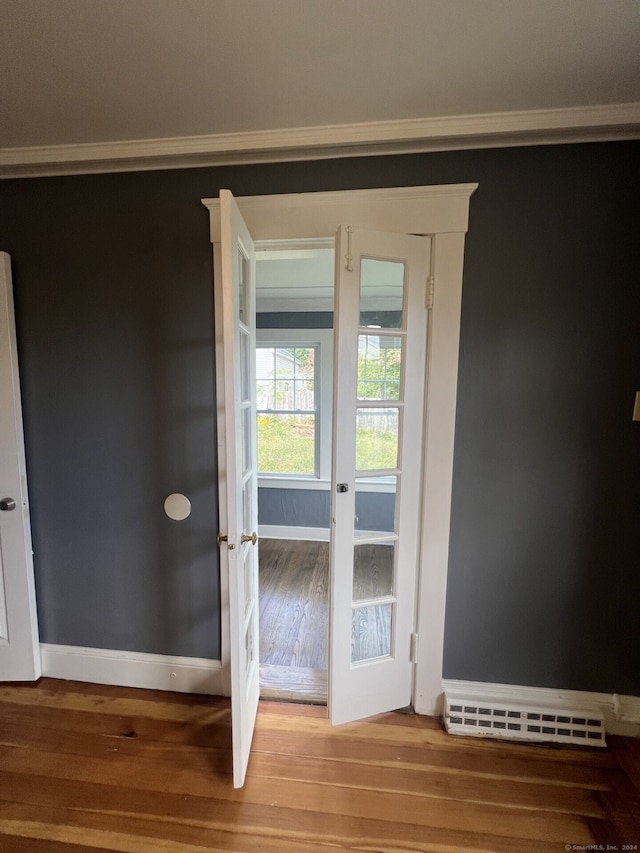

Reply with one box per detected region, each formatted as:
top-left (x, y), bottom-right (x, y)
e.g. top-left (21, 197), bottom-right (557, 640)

top-left (256, 328), bottom-right (333, 489)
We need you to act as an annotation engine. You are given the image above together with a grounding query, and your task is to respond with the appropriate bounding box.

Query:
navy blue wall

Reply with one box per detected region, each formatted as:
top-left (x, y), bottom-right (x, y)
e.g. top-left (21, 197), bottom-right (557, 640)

top-left (1, 142), bottom-right (638, 693)
top-left (258, 487), bottom-right (395, 531)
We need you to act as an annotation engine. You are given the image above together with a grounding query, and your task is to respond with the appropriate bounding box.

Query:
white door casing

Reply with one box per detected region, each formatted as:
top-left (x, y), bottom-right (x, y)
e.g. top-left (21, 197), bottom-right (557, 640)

top-left (0, 252), bottom-right (40, 681)
top-left (330, 227), bottom-right (430, 725)
top-left (212, 192), bottom-right (260, 788)
top-left (203, 184), bottom-right (476, 719)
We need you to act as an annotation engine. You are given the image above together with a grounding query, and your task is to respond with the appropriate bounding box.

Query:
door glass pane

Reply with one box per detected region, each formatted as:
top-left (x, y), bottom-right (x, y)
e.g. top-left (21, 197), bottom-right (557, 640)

top-left (243, 549), bottom-right (252, 617)
top-left (353, 543), bottom-right (395, 601)
top-left (240, 331), bottom-right (250, 402)
top-left (243, 546), bottom-right (255, 612)
top-left (355, 477), bottom-right (397, 536)
top-left (351, 604), bottom-right (392, 662)
top-left (356, 408), bottom-right (399, 471)
top-left (358, 335), bottom-right (402, 400)
top-left (359, 258), bottom-right (404, 329)
top-left (245, 619), bottom-right (254, 678)
top-left (241, 405), bottom-right (252, 476)
top-left (238, 249), bottom-right (249, 324)
top-left (242, 480), bottom-right (253, 538)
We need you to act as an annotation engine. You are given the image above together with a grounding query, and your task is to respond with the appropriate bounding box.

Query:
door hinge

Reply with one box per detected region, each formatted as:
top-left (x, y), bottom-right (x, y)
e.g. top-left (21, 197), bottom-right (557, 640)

top-left (427, 276), bottom-right (434, 310)
top-left (410, 632), bottom-right (419, 664)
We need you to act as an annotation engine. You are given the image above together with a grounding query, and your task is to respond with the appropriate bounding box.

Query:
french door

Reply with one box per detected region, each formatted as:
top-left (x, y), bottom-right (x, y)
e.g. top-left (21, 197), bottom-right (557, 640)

top-left (213, 192), bottom-right (260, 788)
top-left (329, 227), bottom-right (430, 725)
top-left (214, 193), bottom-right (431, 782)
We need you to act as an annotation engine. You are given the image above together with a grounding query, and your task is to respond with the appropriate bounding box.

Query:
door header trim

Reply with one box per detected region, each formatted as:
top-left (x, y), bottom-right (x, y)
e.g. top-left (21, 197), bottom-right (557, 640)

top-left (203, 184), bottom-right (478, 243)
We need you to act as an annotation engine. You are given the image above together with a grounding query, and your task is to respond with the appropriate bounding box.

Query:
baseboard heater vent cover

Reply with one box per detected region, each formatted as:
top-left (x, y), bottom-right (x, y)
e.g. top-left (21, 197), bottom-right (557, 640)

top-left (444, 694), bottom-right (606, 747)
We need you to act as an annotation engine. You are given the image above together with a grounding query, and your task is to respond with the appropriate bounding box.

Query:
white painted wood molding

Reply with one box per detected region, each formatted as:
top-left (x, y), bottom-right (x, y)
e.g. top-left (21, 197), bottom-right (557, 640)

top-left (1, 103), bottom-right (638, 178)
top-left (40, 644), bottom-right (225, 696)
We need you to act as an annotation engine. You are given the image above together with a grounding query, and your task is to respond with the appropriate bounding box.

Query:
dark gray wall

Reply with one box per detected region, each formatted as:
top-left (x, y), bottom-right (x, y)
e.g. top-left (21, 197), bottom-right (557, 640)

top-left (1, 142), bottom-right (638, 694)
top-left (1, 172), bottom-right (220, 657)
top-left (259, 487), bottom-right (395, 531)
top-left (259, 489), bottom-right (330, 528)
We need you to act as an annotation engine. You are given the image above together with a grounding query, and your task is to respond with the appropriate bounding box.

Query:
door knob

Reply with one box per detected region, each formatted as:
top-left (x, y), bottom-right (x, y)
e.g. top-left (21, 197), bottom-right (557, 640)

top-left (0, 498), bottom-right (16, 511)
top-left (241, 531), bottom-right (258, 545)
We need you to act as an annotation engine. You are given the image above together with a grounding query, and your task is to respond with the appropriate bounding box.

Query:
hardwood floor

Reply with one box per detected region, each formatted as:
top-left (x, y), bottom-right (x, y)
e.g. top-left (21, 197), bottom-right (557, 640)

top-left (258, 538), bottom-right (329, 700)
top-left (258, 537), bottom-right (394, 699)
top-left (1, 678), bottom-right (640, 852)
top-left (259, 538), bottom-right (329, 671)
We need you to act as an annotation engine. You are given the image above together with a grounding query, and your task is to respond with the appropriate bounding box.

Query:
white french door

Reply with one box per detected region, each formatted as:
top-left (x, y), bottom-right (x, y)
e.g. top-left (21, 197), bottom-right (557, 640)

top-left (0, 253), bottom-right (40, 681)
top-left (213, 199), bottom-right (432, 777)
top-left (329, 227), bottom-right (430, 725)
top-left (213, 192), bottom-right (260, 788)
top-left (205, 183), bottom-right (474, 758)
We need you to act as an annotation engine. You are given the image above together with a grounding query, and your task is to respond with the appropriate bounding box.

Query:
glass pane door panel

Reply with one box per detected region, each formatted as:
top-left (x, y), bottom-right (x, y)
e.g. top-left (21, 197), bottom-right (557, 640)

top-left (241, 406), bottom-right (252, 476)
top-left (240, 332), bottom-right (250, 402)
top-left (357, 335), bottom-right (402, 400)
top-left (353, 543), bottom-right (395, 601)
top-left (351, 604), bottom-right (392, 662)
top-left (242, 480), bottom-right (253, 536)
top-left (359, 258), bottom-right (404, 328)
top-left (356, 408), bottom-right (399, 471)
top-left (245, 619), bottom-right (254, 678)
top-left (243, 548), bottom-right (254, 618)
top-left (238, 250), bottom-right (249, 324)
top-left (354, 477), bottom-right (397, 535)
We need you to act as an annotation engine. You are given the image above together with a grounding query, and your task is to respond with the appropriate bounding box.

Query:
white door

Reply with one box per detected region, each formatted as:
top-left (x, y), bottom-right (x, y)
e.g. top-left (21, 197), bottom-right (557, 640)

top-left (0, 253), bottom-right (40, 681)
top-left (329, 227), bottom-right (430, 725)
top-left (213, 192), bottom-right (260, 787)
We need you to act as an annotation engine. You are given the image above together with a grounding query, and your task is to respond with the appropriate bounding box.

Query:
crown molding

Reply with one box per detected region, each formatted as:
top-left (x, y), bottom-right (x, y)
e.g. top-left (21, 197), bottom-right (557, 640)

top-left (1, 102), bottom-right (638, 178)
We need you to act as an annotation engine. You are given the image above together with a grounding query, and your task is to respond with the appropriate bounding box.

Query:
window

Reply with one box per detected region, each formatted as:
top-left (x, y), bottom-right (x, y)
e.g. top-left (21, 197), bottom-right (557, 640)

top-left (255, 328), bottom-right (333, 485)
top-left (256, 344), bottom-right (318, 475)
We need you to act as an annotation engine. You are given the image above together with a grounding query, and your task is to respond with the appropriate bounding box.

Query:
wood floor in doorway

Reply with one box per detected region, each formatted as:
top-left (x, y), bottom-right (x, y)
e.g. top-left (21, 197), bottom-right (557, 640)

top-left (258, 536), bottom-right (394, 702)
top-left (258, 538), bottom-right (328, 702)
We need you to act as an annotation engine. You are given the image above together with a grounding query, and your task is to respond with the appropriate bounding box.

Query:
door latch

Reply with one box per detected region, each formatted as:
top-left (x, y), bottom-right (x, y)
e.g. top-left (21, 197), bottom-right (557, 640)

top-left (336, 483), bottom-right (348, 493)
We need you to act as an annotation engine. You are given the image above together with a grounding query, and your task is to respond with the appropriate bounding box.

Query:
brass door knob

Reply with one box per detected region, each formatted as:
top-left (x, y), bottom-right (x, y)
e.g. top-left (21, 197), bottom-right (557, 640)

top-left (241, 531), bottom-right (258, 545)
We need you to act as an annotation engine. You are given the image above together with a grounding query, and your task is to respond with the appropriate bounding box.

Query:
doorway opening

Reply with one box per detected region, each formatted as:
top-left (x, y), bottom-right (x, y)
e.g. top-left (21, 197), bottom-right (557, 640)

top-left (203, 184), bottom-right (477, 764)
top-left (254, 240), bottom-right (406, 704)
top-left (254, 242), bottom-right (334, 703)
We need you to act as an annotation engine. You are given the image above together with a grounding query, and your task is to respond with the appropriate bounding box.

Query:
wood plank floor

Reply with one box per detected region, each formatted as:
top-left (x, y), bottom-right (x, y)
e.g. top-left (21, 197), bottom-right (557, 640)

top-left (258, 537), bottom-right (394, 700)
top-left (1, 678), bottom-right (640, 852)
top-left (259, 538), bottom-right (329, 671)
top-left (258, 538), bottom-right (329, 700)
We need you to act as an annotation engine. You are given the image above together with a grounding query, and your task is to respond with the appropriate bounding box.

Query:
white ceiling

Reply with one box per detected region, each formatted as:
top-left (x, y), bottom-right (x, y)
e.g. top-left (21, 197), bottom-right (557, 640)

top-left (1, 0), bottom-right (639, 175)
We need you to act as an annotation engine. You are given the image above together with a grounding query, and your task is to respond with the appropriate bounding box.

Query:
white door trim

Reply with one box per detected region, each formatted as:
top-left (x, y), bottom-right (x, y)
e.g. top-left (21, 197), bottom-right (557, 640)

top-left (203, 184), bottom-right (477, 715)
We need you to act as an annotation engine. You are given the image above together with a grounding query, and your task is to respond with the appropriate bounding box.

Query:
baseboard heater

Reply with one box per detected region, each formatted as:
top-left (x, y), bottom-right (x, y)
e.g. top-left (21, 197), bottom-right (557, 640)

top-left (443, 693), bottom-right (606, 747)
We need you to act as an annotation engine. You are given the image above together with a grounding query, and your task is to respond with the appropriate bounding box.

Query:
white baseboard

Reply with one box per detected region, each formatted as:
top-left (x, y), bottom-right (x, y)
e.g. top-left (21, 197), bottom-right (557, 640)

top-left (259, 525), bottom-right (330, 542)
top-left (40, 644), bottom-right (225, 696)
top-left (441, 679), bottom-right (640, 738)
